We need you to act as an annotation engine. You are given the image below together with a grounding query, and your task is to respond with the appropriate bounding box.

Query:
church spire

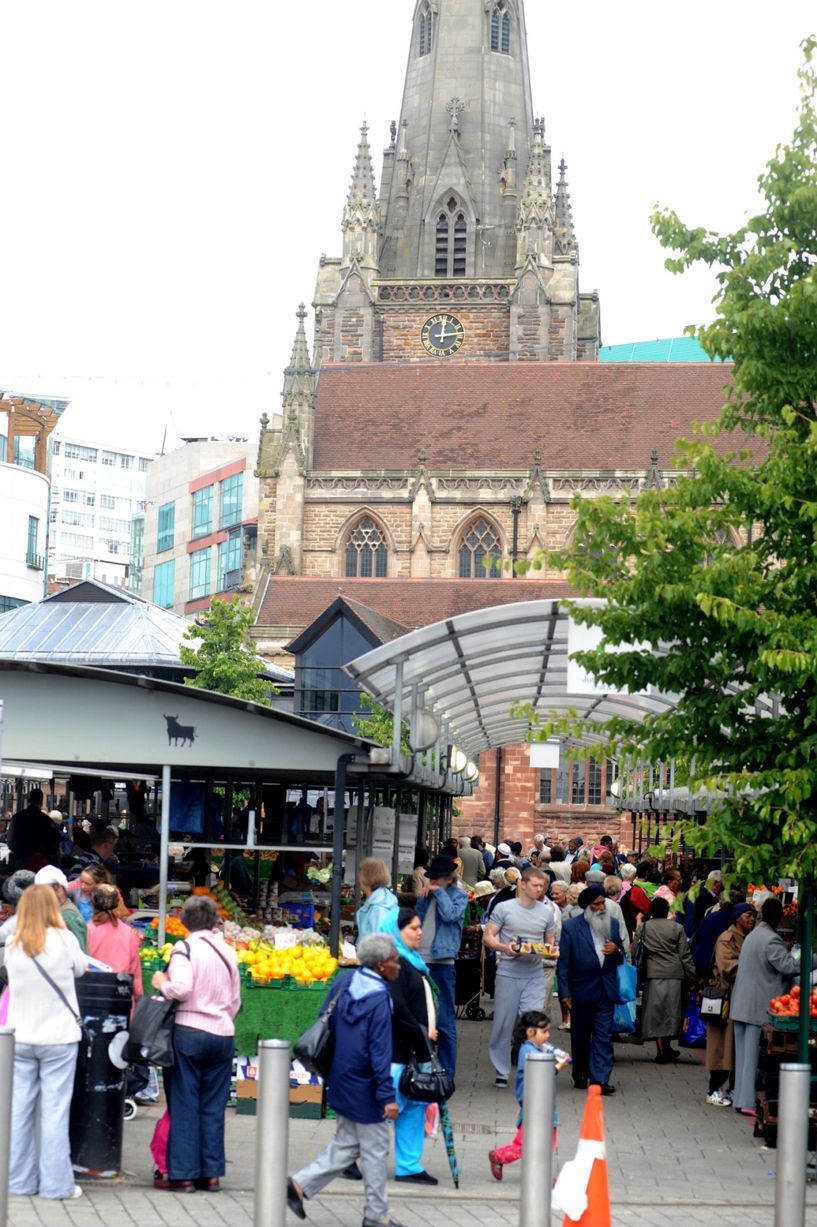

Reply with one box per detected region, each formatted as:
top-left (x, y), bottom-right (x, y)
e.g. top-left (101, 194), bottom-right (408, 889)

top-left (282, 304), bottom-right (315, 411)
top-left (342, 121), bottom-right (380, 269)
top-left (515, 118), bottom-right (554, 271)
top-left (554, 157), bottom-right (578, 258)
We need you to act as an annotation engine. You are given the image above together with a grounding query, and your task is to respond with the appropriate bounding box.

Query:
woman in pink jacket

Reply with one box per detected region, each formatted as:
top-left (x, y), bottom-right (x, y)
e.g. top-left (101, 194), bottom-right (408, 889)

top-left (86, 885), bottom-right (143, 996)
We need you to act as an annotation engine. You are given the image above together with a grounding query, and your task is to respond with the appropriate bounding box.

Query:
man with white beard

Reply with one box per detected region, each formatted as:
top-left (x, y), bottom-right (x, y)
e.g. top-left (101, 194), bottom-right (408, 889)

top-left (557, 885), bottom-right (625, 1094)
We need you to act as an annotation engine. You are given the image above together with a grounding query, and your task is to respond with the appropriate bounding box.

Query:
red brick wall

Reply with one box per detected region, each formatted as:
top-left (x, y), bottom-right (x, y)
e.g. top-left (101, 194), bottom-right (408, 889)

top-left (380, 304), bottom-right (510, 363)
top-left (455, 742), bottom-right (633, 851)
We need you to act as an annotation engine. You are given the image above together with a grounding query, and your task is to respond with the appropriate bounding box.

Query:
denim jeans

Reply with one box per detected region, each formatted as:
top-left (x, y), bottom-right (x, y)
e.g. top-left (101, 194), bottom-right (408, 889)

top-left (9, 1042), bottom-right (78, 1198)
top-left (163, 1026), bottom-right (234, 1181)
top-left (428, 963), bottom-right (457, 1077)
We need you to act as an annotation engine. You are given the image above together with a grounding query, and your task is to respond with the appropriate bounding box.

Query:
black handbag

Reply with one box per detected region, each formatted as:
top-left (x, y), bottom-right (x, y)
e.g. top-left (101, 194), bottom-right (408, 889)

top-left (122, 995), bottom-right (178, 1067)
top-left (398, 1027), bottom-right (455, 1104)
top-left (700, 984), bottom-right (730, 1022)
top-left (294, 989), bottom-right (344, 1078)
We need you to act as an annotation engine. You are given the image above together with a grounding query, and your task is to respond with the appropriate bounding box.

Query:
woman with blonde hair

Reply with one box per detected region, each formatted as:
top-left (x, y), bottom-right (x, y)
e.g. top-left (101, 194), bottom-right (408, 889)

top-left (6, 885), bottom-right (86, 1200)
top-left (86, 884), bottom-right (143, 997)
top-left (356, 858), bottom-right (398, 940)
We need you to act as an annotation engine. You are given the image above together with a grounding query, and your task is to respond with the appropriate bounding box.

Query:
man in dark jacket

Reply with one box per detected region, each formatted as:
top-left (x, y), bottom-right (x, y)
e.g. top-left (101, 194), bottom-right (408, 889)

top-left (288, 934), bottom-right (403, 1227)
top-left (557, 885), bottom-right (624, 1094)
top-left (7, 790), bottom-right (60, 872)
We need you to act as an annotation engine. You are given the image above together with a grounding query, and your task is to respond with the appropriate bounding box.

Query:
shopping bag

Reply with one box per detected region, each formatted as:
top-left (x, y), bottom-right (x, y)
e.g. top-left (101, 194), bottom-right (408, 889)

top-left (122, 996), bottom-right (177, 1067)
top-left (150, 1110), bottom-right (170, 1176)
top-left (615, 961), bottom-right (638, 1004)
top-left (679, 992), bottom-right (706, 1048)
top-left (613, 1000), bottom-right (637, 1035)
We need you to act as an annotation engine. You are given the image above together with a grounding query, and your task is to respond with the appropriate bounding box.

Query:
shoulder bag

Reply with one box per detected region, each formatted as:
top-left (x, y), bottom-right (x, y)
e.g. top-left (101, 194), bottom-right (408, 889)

top-left (700, 984), bottom-right (730, 1022)
top-left (294, 984), bottom-right (347, 1078)
top-left (398, 1026), bottom-right (456, 1104)
top-left (122, 939), bottom-right (189, 1068)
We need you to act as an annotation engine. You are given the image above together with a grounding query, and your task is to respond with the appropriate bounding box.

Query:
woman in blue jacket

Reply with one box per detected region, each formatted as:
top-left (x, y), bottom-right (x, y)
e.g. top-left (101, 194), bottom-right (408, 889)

top-left (356, 859), bottom-right (399, 941)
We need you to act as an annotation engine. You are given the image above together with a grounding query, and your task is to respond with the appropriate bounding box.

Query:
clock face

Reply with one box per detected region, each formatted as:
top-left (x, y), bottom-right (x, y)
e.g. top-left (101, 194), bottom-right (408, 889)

top-left (420, 313), bottom-right (465, 358)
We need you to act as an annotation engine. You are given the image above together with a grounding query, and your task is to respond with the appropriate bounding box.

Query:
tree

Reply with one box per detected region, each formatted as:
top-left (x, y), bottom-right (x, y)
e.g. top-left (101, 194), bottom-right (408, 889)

top-left (352, 691), bottom-right (411, 754)
top-left (523, 38), bottom-right (817, 884)
top-left (179, 597), bottom-right (275, 706)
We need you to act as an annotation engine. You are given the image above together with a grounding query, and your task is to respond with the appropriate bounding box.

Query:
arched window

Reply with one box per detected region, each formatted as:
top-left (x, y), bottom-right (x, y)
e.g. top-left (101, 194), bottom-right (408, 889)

top-left (490, 1), bottom-right (511, 53)
top-left (345, 516), bottom-right (388, 578)
top-left (418, 2), bottom-right (433, 56)
top-left (458, 517), bottom-right (501, 578)
top-left (435, 194), bottom-right (468, 276)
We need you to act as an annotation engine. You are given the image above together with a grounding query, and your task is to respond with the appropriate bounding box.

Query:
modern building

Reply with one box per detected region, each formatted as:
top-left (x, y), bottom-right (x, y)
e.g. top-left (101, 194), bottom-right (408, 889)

top-left (48, 431), bottom-right (153, 588)
top-left (139, 438), bottom-right (262, 616)
top-left (600, 336), bottom-right (713, 362)
top-left (0, 394), bottom-right (61, 613)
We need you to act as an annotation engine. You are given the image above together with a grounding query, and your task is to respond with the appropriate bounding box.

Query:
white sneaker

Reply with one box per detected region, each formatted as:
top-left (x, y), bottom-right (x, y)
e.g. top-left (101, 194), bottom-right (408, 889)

top-left (68, 1186), bottom-right (84, 1199)
top-left (706, 1090), bottom-right (732, 1108)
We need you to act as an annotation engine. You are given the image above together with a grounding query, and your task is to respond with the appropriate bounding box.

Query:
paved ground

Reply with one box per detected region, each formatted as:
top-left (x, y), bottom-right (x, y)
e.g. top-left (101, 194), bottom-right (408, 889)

top-left (8, 1002), bottom-right (817, 1227)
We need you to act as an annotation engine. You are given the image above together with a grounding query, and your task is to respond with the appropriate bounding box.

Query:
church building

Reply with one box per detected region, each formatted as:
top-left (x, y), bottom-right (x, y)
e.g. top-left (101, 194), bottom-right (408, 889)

top-left (252, 0), bottom-right (733, 846)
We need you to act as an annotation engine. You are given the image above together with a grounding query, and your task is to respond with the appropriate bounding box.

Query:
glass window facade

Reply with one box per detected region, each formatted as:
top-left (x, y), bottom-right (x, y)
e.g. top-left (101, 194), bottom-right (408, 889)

top-left (217, 533), bottom-right (242, 590)
top-left (539, 770), bottom-right (552, 804)
top-left (157, 502), bottom-right (175, 553)
top-left (345, 517), bottom-right (388, 577)
top-left (189, 547), bottom-right (212, 600)
top-left (153, 559), bottom-right (175, 609)
top-left (459, 517), bottom-right (501, 578)
top-left (296, 614), bottom-right (373, 732)
top-left (192, 485), bottom-right (214, 538)
top-left (220, 473), bottom-right (243, 529)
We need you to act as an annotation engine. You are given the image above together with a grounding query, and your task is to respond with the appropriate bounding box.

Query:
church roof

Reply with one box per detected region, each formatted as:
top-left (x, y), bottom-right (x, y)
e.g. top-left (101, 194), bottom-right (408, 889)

top-left (311, 361), bottom-right (739, 471)
top-left (257, 577), bottom-right (576, 635)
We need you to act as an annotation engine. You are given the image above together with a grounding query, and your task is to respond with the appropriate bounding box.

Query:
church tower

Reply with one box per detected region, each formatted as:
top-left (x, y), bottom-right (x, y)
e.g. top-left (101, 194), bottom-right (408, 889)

top-left (312, 0), bottom-right (600, 366)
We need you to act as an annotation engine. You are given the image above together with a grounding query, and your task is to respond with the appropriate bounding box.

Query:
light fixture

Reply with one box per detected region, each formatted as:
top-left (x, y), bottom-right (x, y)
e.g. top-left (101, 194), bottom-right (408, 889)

top-left (464, 761), bottom-right (479, 783)
top-left (409, 706), bottom-right (440, 753)
top-left (448, 744), bottom-right (468, 774)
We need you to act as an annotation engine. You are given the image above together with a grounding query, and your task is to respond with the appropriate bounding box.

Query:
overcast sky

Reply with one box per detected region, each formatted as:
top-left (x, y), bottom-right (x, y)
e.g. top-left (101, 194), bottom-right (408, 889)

top-left (1, 1), bottom-right (814, 454)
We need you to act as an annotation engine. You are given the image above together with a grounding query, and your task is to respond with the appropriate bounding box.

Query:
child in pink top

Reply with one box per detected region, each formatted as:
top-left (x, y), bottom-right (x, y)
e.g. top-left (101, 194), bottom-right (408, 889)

top-left (86, 885), bottom-right (143, 996)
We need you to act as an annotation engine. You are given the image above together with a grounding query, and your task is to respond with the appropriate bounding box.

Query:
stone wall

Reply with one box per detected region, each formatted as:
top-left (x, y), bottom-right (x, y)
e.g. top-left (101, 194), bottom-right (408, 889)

top-left (380, 304), bottom-right (511, 363)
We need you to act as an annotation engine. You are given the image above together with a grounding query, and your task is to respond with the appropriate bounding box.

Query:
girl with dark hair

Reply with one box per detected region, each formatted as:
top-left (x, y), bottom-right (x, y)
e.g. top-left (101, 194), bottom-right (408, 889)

top-left (488, 1010), bottom-right (568, 1181)
top-left (380, 908), bottom-right (439, 1186)
top-left (86, 885), bottom-right (143, 997)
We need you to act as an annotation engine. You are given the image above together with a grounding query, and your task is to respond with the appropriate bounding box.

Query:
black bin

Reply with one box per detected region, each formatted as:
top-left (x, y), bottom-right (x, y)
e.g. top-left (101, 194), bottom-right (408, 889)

top-left (69, 971), bottom-right (133, 1176)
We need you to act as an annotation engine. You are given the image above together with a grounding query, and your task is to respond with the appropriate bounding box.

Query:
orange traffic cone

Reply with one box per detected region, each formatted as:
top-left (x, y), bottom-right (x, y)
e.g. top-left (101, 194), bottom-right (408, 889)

top-left (553, 1085), bottom-right (611, 1227)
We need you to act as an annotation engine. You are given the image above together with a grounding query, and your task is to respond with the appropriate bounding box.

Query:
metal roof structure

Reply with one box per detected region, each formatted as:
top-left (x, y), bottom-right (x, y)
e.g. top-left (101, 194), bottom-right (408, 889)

top-left (345, 599), bottom-right (679, 762)
top-left (599, 336), bottom-right (716, 363)
top-left (0, 580), bottom-right (292, 684)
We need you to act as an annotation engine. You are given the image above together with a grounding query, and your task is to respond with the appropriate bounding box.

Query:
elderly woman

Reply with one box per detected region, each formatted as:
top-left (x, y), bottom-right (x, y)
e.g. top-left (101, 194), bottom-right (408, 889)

top-left (6, 885), bottom-right (86, 1200)
top-left (381, 909), bottom-right (438, 1185)
top-left (705, 903), bottom-right (756, 1107)
top-left (152, 895), bottom-right (241, 1192)
top-left (288, 934), bottom-right (401, 1227)
top-left (634, 896), bottom-right (696, 1062)
top-left (356, 859), bottom-right (399, 941)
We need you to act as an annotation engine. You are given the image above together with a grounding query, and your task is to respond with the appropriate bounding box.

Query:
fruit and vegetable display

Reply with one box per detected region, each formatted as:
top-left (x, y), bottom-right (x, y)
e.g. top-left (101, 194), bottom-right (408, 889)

top-left (769, 985), bottom-right (817, 1019)
top-left (149, 916), bottom-right (188, 938)
top-left (237, 941), bottom-right (339, 985)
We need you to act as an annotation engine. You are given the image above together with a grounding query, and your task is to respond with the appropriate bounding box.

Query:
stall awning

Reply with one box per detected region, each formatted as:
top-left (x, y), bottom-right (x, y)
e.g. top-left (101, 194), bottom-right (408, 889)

top-left (344, 599), bottom-right (679, 760)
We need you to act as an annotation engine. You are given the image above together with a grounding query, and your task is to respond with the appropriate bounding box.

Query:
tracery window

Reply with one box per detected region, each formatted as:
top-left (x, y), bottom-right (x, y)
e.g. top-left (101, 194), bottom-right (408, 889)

top-left (435, 195), bottom-right (467, 276)
top-left (458, 517), bottom-right (501, 578)
top-left (490, 2), bottom-right (511, 53)
top-left (418, 2), bottom-right (433, 56)
top-left (345, 517), bottom-right (388, 578)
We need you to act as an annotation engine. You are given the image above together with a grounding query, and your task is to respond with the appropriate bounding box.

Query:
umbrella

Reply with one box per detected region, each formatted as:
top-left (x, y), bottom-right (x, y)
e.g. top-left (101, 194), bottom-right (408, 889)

top-left (438, 1101), bottom-right (460, 1189)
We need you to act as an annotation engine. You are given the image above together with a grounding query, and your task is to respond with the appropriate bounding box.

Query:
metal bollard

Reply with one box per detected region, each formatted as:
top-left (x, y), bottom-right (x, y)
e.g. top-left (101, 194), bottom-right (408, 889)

top-left (519, 1051), bottom-right (555, 1227)
top-left (774, 1063), bottom-right (810, 1227)
top-left (0, 1028), bottom-right (15, 1227)
top-left (253, 1040), bottom-right (291, 1227)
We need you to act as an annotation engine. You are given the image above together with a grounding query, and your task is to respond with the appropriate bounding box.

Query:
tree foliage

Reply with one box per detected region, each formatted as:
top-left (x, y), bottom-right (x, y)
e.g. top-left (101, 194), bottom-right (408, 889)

top-left (524, 38), bottom-right (817, 881)
top-left (179, 597), bottom-right (275, 706)
top-left (352, 691), bottom-right (411, 754)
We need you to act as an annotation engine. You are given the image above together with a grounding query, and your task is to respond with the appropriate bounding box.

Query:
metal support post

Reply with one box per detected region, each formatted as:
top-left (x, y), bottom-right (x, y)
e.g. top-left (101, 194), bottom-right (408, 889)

top-left (519, 1051), bottom-right (554, 1227)
top-left (797, 884), bottom-right (814, 1065)
top-left (0, 1028), bottom-right (15, 1227)
top-left (157, 764), bottom-right (171, 946)
top-left (254, 1039), bottom-right (291, 1227)
top-left (392, 659), bottom-right (404, 764)
top-left (774, 1063), bottom-right (810, 1227)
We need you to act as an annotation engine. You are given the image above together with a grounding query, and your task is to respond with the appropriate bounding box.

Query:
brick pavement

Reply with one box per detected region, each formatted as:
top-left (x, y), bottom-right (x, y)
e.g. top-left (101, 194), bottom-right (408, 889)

top-left (7, 1004), bottom-right (816, 1227)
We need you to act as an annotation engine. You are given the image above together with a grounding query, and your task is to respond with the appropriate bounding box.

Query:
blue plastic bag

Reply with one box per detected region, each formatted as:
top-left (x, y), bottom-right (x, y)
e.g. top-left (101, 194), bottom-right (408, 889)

top-left (613, 1000), bottom-right (637, 1034)
top-left (616, 961), bottom-right (638, 1005)
top-left (680, 993), bottom-right (706, 1048)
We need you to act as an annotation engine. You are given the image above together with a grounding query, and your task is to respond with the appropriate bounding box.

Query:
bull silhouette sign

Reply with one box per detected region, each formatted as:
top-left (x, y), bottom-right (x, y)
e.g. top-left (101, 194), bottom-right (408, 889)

top-left (164, 714), bottom-right (197, 747)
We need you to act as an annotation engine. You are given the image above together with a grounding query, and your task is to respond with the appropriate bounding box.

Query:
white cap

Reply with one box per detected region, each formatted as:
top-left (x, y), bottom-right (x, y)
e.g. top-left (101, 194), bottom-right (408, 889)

top-left (34, 865), bottom-right (68, 889)
top-left (497, 843), bottom-right (511, 856)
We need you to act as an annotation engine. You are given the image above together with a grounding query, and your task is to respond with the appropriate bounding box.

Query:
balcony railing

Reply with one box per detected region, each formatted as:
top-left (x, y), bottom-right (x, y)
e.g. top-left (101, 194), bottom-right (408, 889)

top-left (26, 552), bottom-right (44, 570)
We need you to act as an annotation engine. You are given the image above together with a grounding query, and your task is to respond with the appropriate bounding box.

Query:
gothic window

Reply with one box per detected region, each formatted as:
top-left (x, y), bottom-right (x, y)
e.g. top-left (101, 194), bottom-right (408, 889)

top-left (435, 194), bottom-right (468, 276)
top-left (345, 516), bottom-right (388, 578)
top-left (490, 2), bottom-right (511, 53)
top-left (418, 2), bottom-right (433, 56)
top-left (458, 517), bottom-right (501, 578)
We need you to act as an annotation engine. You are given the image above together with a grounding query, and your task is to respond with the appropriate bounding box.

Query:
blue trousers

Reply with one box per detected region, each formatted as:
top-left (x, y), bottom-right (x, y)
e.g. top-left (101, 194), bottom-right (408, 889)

top-left (570, 998), bottom-right (614, 1086)
top-left (164, 1026), bottom-right (234, 1181)
top-left (429, 964), bottom-right (457, 1077)
top-left (9, 1042), bottom-right (78, 1199)
top-left (391, 1063), bottom-right (428, 1176)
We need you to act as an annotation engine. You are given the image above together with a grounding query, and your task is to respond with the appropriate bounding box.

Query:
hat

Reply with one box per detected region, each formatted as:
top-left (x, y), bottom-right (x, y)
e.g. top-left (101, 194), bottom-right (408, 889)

top-left (2, 869), bottom-right (35, 904)
top-left (473, 880), bottom-right (494, 899)
top-left (578, 885), bottom-right (605, 909)
top-left (34, 865), bottom-right (69, 890)
top-left (732, 902), bottom-right (756, 919)
top-left (428, 854), bottom-right (457, 880)
top-left (48, 810), bottom-right (63, 823)
top-left (497, 842), bottom-right (512, 857)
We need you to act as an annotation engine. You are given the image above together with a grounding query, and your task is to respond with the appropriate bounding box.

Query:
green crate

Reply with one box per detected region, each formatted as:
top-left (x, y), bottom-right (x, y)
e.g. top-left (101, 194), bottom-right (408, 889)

top-left (141, 961), bottom-right (164, 996)
top-left (233, 978), bottom-right (336, 1055)
top-left (767, 1013), bottom-right (817, 1032)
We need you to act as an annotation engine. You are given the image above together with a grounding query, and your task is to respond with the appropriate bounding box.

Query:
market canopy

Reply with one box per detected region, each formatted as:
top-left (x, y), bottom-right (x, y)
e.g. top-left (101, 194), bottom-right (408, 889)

top-left (344, 598), bottom-right (681, 762)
